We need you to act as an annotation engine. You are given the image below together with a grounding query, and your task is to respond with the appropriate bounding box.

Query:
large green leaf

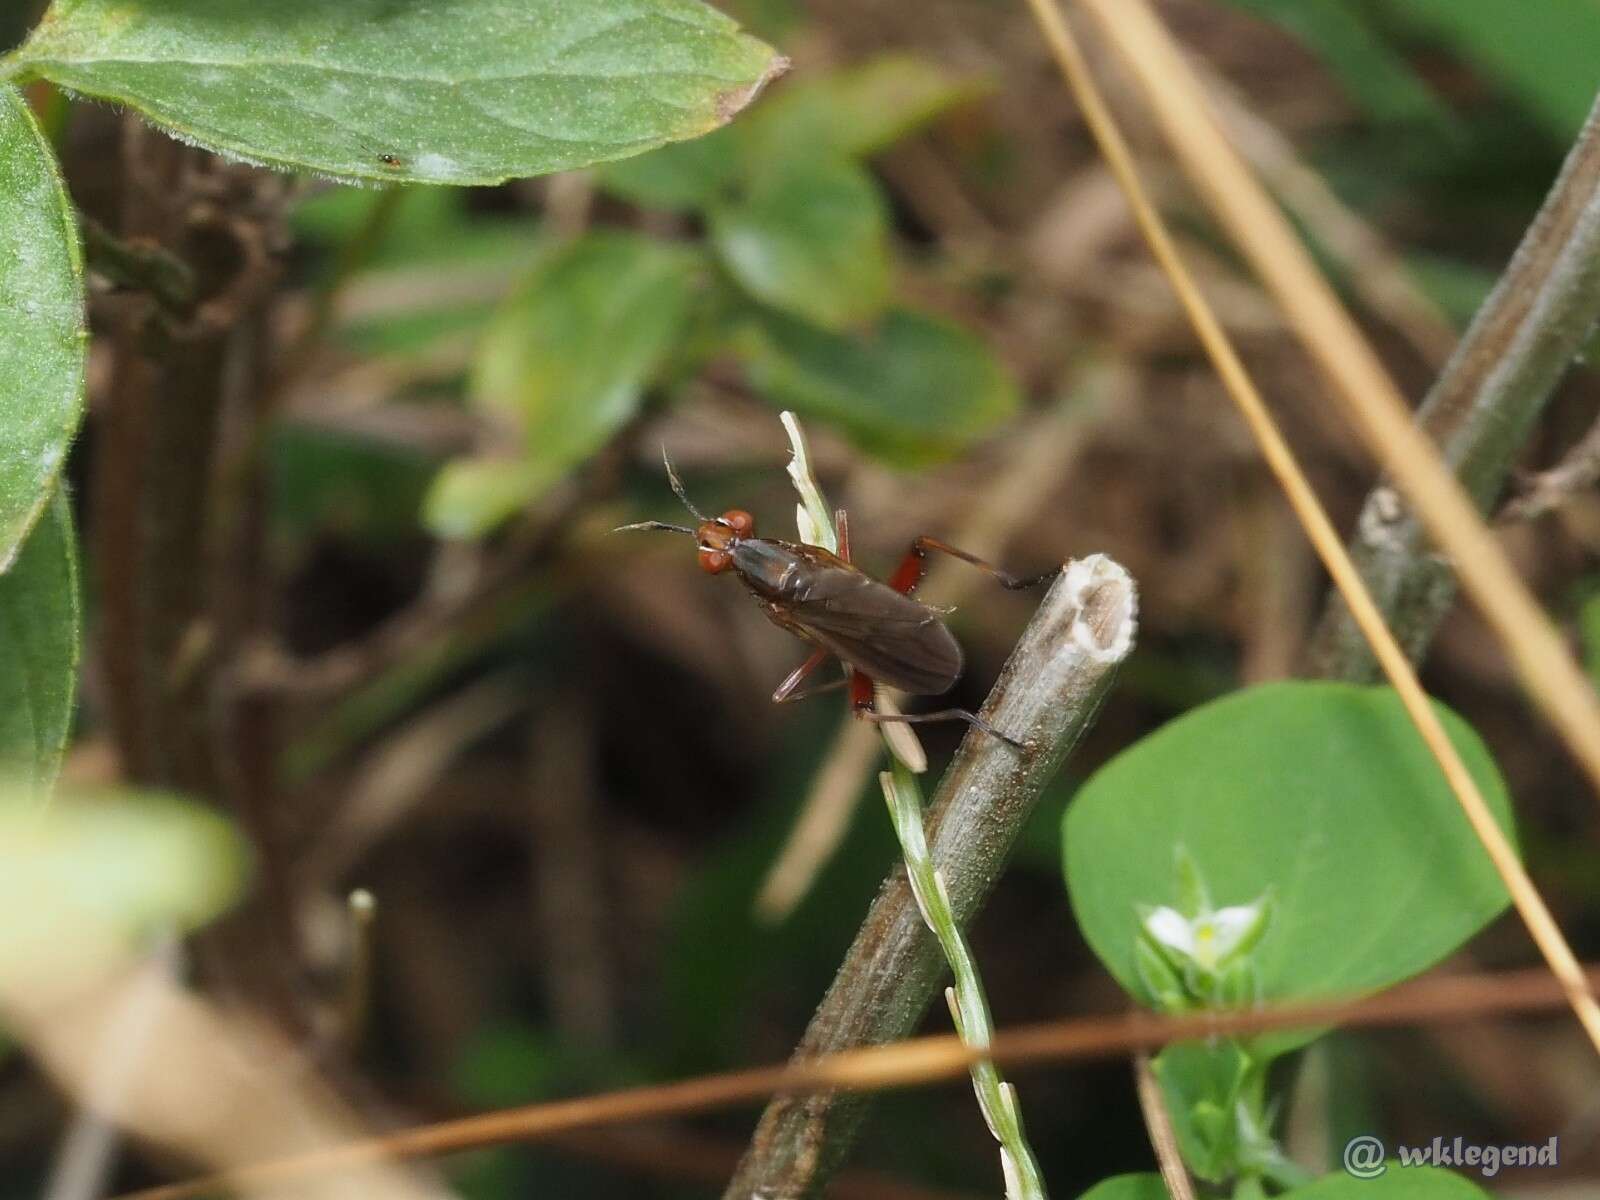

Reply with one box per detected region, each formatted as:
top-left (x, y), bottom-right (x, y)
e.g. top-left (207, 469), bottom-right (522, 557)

top-left (0, 785), bottom-right (246, 975)
top-left (710, 156), bottom-right (890, 329)
top-left (14, 0), bottom-right (782, 186)
top-left (426, 232), bottom-right (701, 536)
top-left (1064, 683), bottom-right (1514, 1005)
top-left (738, 306), bottom-right (1019, 462)
top-left (0, 84), bottom-right (84, 568)
top-left (0, 490), bottom-right (78, 801)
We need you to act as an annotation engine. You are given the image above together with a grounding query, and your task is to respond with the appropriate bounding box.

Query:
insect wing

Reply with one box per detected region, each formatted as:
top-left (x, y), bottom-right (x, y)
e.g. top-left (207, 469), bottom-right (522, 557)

top-left (782, 563), bottom-right (963, 695)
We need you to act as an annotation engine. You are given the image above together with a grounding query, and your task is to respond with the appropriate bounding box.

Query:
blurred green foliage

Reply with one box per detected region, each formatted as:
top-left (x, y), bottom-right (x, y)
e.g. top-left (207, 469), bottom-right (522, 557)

top-left (417, 56), bottom-right (1017, 538)
top-left (1226, 0), bottom-right (1599, 139)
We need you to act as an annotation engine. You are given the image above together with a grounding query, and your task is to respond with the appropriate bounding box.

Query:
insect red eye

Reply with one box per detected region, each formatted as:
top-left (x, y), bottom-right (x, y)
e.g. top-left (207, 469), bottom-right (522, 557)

top-left (698, 548), bottom-right (732, 574)
top-left (722, 509), bottom-right (755, 537)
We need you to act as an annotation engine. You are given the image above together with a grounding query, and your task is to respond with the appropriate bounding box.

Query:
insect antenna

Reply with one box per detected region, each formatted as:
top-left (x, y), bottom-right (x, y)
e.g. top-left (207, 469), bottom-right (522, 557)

top-left (661, 446), bottom-right (708, 522)
top-left (613, 520), bottom-right (694, 536)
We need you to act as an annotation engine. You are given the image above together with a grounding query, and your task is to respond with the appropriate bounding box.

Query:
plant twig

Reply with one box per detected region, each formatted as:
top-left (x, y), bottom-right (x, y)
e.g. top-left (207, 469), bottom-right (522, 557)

top-left (723, 553), bottom-right (1138, 1200)
top-left (114, 963), bottom-right (1600, 1200)
top-left (78, 213), bottom-right (196, 313)
top-left (1307, 85), bottom-right (1600, 675)
top-left (1503, 409), bottom-right (1600, 522)
top-left (1025, 0), bottom-right (1600, 1057)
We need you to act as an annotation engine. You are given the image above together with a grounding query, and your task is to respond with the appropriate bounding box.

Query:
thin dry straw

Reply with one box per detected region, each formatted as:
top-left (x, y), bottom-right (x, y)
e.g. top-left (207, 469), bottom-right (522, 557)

top-left (1018, 0), bottom-right (1600, 1055)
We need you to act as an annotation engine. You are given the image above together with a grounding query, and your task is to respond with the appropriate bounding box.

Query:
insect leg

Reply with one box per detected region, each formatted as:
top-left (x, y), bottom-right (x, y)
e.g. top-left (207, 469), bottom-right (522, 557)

top-left (848, 668), bottom-right (876, 711)
top-left (857, 706), bottom-right (1027, 751)
top-left (888, 536), bottom-right (1056, 597)
top-left (772, 648), bottom-right (844, 704)
top-left (834, 507), bottom-right (851, 563)
top-left (775, 676), bottom-right (852, 704)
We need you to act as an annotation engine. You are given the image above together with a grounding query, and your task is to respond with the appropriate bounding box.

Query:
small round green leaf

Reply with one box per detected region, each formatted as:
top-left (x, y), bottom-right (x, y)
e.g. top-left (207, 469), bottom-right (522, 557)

top-left (710, 157), bottom-right (890, 330)
top-left (17, 0), bottom-right (783, 186)
top-left (1064, 682), bottom-right (1515, 1005)
top-left (0, 489), bottom-right (78, 801)
top-left (739, 306), bottom-right (1019, 463)
top-left (0, 84), bottom-right (84, 568)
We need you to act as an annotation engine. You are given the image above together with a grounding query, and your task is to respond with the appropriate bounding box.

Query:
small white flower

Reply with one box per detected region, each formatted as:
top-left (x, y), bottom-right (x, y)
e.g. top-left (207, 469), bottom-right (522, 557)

top-left (1140, 894), bottom-right (1272, 974)
top-left (1203, 904), bottom-right (1267, 970)
top-left (1142, 905), bottom-right (1196, 957)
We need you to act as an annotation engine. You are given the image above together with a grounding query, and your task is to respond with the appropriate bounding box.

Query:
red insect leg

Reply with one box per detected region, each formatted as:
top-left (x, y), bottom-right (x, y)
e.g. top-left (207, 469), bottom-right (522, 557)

top-left (849, 668), bottom-right (875, 712)
top-left (887, 546), bottom-right (928, 596)
top-left (772, 648), bottom-right (832, 704)
top-left (890, 536), bottom-right (1055, 597)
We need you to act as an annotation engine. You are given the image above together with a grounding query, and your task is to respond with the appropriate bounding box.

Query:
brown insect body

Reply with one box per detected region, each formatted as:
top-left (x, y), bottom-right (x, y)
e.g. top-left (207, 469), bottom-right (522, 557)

top-left (618, 453), bottom-right (1048, 748)
top-left (726, 536), bottom-right (963, 696)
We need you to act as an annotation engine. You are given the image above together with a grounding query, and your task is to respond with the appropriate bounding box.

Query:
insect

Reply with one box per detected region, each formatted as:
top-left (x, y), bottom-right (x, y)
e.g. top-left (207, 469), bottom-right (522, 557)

top-left (619, 454), bottom-right (1054, 748)
top-left (376, 152), bottom-right (405, 169)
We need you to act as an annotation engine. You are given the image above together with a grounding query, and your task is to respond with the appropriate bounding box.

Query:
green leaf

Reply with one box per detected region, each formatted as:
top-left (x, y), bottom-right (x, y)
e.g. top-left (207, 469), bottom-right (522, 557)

top-left (0, 786), bottom-right (247, 974)
top-left (269, 423), bottom-right (438, 545)
top-left (1151, 1040), bottom-right (1273, 1183)
top-left (423, 459), bottom-right (546, 540)
top-left (1381, 0), bottom-right (1600, 138)
top-left (0, 490), bottom-right (78, 801)
top-left (596, 56), bottom-right (976, 214)
top-left (425, 233), bottom-right (701, 537)
top-left (0, 84), bottom-right (84, 568)
top-left (594, 125), bottom-right (743, 212)
top-left (1064, 683), bottom-right (1514, 1006)
top-left (1075, 1176), bottom-right (1168, 1200)
top-left (1284, 1166), bottom-right (1491, 1198)
top-left (711, 157), bottom-right (890, 329)
top-left (16, 0), bottom-right (783, 186)
top-left (743, 54), bottom-right (983, 163)
top-left (738, 306), bottom-right (1019, 463)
